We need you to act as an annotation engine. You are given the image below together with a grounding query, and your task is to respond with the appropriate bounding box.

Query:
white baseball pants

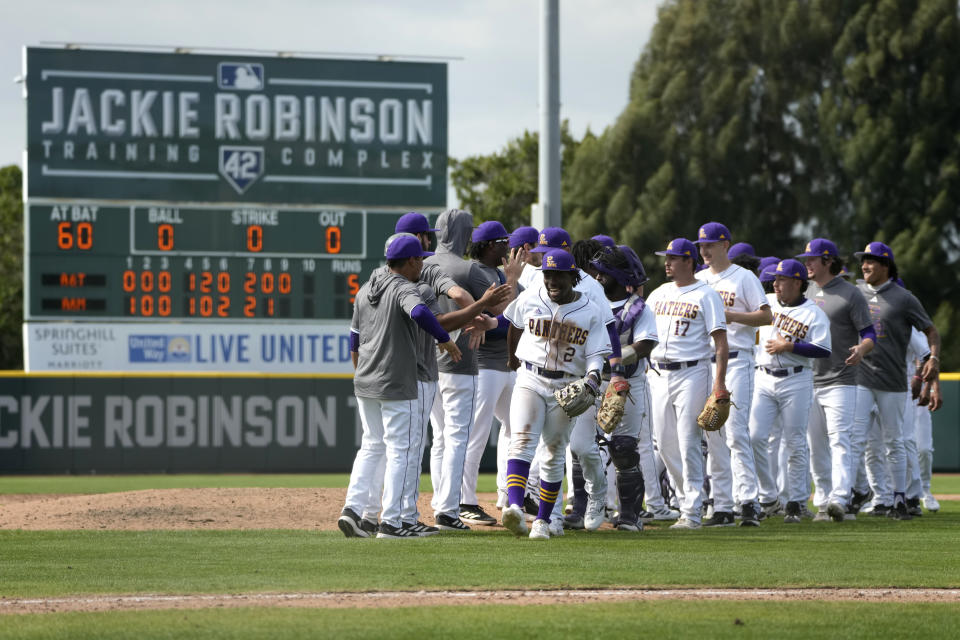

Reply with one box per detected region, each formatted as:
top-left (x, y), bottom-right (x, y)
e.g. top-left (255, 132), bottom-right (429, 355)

top-left (807, 384), bottom-right (856, 507)
top-left (430, 372), bottom-right (477, 518)
top-left (462, 369), bottom-right (514, 505)
top-left (707, 354), bottom-right (760, 511)
top-left (507, 368), bottom-right (575, 484)
top-left (647, 362), bottom-right (711, 524)
top-left (915, 403), bottom-right (934, 495)
top-left (851, 385), bottom-right (907, 496)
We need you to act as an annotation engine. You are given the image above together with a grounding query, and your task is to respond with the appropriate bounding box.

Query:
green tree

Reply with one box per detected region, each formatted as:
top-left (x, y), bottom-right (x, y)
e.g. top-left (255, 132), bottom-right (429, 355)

top-left (0, 165), bottom-right (23, 369)
top-left (449, 121), bottom-right (582, 231)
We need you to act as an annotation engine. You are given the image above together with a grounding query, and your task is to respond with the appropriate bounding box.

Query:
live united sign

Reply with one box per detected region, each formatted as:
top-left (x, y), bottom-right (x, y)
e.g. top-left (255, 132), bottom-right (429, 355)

top-left (25, 47), bottom-right (448, 206)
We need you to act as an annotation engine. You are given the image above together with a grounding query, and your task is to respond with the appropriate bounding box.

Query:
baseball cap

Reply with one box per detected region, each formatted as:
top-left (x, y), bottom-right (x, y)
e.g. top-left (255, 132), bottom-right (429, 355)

top-left (655, 238), bottom-right (697, 258)
top-left (540, 248), bottom-right (577, 272)
top-left (796, 238), bottom-right (839, 258)
top-left (471, 220), bottom-right (509, 243)
top-left (529, 227), bottom-right (572, 253)
top-left (509, 225), bottom-right (539, 248)
top-left (395, 212), bottom-right (438, 234)
top-left (774, 258), bottom-right (807, 280)
top-left (758, 256), bottom-right (780, 283)
top-left (695, 222), bottom-right (732, 244)
top-left (727, 242), bottom-right (756, 260)
top-left (591, 234), bottom-right (616, 249)
top-left (854, 241), bottom-right (895, 262)
top-left (385, 233), bottom-right (434, 260)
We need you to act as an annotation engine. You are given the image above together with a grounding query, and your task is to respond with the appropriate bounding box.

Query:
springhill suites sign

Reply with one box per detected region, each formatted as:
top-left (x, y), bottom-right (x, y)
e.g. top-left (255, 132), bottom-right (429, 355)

top-left (25, 47), bottom-right (447, 206)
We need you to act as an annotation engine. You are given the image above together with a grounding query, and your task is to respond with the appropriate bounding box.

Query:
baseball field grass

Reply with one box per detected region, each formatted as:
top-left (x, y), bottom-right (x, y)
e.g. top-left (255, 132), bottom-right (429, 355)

top-left (1, 474), bottom-right (959, 638)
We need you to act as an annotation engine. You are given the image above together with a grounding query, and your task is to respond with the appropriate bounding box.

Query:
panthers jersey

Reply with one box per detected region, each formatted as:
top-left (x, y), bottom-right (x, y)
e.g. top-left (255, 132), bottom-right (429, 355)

top-left (646, 280), bottom-right (726, 362)
top-left (504, 287), bottom-right (612, 377)
top-left (756, 293), bottom-right (832, 369)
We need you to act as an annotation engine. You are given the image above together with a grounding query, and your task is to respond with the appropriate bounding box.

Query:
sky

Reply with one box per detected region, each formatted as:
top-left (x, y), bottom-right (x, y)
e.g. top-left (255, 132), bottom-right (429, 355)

top-left (1, 0), bottom-right (660, 192)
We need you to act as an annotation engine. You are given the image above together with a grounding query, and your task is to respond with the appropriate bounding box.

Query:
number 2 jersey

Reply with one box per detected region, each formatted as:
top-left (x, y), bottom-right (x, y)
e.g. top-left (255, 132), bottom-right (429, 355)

top-left (504, 287), bottom-right (612, 377)
top-left (645, 280), bottom-right (726, 363)
top-left (756, 293), bottom-right (832, 370)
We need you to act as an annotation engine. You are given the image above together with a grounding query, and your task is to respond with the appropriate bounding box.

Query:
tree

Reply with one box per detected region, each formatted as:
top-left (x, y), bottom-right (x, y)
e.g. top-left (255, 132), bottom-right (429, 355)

top-left (0, 165), bottom-right (23, 369)
top-left (449, 121), bottom-right (582, 232)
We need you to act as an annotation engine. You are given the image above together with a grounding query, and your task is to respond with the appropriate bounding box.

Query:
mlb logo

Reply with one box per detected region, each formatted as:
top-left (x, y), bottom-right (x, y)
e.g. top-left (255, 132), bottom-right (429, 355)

top-left (218, 62), bottom-right (264, 90)
top-left (219, 146), bottom-right (265, 194)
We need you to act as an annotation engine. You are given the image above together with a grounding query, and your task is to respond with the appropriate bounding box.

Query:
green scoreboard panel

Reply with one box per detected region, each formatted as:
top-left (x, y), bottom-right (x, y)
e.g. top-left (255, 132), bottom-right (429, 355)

top-left (26, 202), bottom-right (410, 321)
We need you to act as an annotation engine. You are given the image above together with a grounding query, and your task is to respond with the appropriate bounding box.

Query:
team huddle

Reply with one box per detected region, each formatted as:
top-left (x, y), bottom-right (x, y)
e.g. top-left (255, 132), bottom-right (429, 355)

top-left (338, 210), bottom-right (943, 539)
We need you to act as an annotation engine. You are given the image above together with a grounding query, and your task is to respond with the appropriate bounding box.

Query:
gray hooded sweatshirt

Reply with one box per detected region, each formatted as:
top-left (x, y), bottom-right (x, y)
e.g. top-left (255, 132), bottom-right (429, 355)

top-left (351, 268), bottom-right (425, 400)
top-left (424, 209), bottom-right (501, 375)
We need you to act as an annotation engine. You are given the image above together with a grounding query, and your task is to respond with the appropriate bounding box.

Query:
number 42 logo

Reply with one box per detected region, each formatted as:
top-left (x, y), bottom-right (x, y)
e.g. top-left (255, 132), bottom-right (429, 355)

top-left (219, 146), bottom-right (264, 194)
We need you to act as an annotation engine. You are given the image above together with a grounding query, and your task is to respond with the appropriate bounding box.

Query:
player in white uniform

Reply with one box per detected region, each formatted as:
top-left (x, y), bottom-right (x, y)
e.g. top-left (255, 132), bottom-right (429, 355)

top-left (500, 249), bottom-right (613, 539)
top-left (645, 238), bottom-right (729, 530)
top-left (694, 223), bottom-right (771, 527)
top-left (749, 259), bottom-right (832, 523)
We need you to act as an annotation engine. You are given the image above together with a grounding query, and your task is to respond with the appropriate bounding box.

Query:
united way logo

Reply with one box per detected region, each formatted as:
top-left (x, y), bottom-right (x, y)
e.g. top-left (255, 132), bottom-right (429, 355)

top-left (219, 146), bottom-right (264, 194)
top-left (128, 335), bottom-right (191, 363)
top-left (217, 62), bottom-right (264, 90)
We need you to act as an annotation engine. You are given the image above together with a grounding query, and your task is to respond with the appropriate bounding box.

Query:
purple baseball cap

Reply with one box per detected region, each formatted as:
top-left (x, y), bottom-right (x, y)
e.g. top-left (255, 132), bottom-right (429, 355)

top-left (509, 225), bottom-right (539, 248)
top-left (655, 238), bottom-right (697, 258)
top-left (774, 258), bottom-right (807, 281)
top-left (540, 248), bottom-right (577, 271)
top-left (758, 256), bottom-right (780, 282)
top-left (727, 242), bottom-right (756, 260)
top-left (796, 238), bottom-right (839, 258)
top-left (529, 227), bottom-right (572, 253)
top-left (854, 241), bottom-right (895, 263)
top-left (592, 234), bottom-right (616, 249)
top-left (385, 233), bottom-right (434, 260)
top-left (395, 212), bottom-right (438, 234)
top-left (695, 222), bottom-right (732, 244)
top-left (472, 220), bottom-right (509, 243)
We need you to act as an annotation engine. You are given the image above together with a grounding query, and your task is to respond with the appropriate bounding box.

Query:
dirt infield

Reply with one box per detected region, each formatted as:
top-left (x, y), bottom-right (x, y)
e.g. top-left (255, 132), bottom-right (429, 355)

top-left (3, 588), bottom-right (960, 615)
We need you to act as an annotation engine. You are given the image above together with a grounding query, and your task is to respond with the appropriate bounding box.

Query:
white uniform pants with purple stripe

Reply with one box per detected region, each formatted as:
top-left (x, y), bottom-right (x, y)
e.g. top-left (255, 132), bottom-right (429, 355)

top-left (749, 368), bottom-right (814, 505)
top-left (647, 362), bottom-right (711, 524)
top-left (430, 373), bottom-right (478, 518)
top-left (344, 395), bottom-right (417, 529)
top-left (507, 368), bottom-right (575, 484)
top-left (851, 386), bottom-right (907, 496)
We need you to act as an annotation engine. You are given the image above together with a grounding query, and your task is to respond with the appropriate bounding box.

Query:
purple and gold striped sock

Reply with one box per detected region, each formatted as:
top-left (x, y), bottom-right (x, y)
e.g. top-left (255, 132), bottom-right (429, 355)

top-left (506, 459), bottom-right (531, 508)
top-left (537, 480), bottom-right (562, 521)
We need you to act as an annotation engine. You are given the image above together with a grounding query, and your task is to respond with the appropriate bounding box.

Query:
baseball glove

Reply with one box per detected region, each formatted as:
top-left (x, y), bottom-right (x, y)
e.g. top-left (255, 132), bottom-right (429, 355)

top-left (555, 374), bottom-right (600, 418)
top-left (596, 378), bottom-right (631, 434)
top-left (697, 391), bottom-right (731, 432)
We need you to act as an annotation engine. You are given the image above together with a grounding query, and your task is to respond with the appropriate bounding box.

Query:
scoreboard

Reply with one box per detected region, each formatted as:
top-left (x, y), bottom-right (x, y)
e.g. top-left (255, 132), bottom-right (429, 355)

top-left (26, 202), bottom-right (409, 321)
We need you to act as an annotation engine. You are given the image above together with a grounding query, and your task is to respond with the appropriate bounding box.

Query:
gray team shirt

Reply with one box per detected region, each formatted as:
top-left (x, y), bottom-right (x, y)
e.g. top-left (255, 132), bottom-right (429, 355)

top-left (416, 282), bottom-right (442, 382)
top-left (351, 269), bottom-right (425, 400)
top-left (856, 280), bottom-right (933, 392)
top-left (476, 262), bottom-right (509, 372)
top-left (424, 209), bottom-right (500, 375)
top-left (807, 276), bottom-right (874, 388)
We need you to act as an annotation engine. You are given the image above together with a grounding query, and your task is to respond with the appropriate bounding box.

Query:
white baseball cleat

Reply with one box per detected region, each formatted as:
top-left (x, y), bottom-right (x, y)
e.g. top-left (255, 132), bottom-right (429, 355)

top-left (529, 519), bottom-right (551, 540)
top-left (652, 506), bottom-right (681, 521)
top-left (669, 517), bottom-right (702, 530)
top-left (548, 519), bottom-right (565, 537)
top-left (813, 510), bottom-right (830, 522)
top-left (922, 493), bottom-right (940, 512)
top-left (501, 504), bottom-right (529, 537)
top-left (584, 497), bottom-right (606, 531)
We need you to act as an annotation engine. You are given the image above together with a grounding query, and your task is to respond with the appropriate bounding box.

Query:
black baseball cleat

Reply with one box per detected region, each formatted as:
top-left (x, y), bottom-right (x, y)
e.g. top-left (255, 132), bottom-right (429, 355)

top-left (359, 518), bottom-right (379, 536)
top-left (522, 494), bottom-right (540, 520)
top-left (703, 511), bottom-right (736, 527)
top-left (338, 508), bottom-right (371, 538)
top-left (888, 501), bottom-right (913, 521)
top-left (739, 502), bottom-right (761, 527)
top-left (615, 517), bottom-right (643, 532)
top-left (376, 522), bottom-right (419, 539)
top-left (871, 504), bottom-right (892, 516)
top-left (459, 504), bottom-right (497, 525)
top-left (848, 488), bottom-right (874, 515)
top-left (435, 514), bottom-right (471, 531)
top-left (905, 497), bottom-right (923, 517)
top-left (783, 501), bottom-right (802, 524)
top-left (403, 521), bottom-right (440, 537)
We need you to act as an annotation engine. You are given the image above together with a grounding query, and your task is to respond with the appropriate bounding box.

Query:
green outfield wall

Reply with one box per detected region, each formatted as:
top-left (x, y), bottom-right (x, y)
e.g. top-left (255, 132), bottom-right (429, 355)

top-left (0, 373), bottom-right (958, 474)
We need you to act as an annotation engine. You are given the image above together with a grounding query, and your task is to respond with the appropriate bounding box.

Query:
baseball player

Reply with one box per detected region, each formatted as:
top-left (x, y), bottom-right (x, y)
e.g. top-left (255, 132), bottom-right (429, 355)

top-left (575, 245), bottom-right (665, 531)
top-left (339, 234), bottom-right (461, 538)
top-left (798, 238), bottom-right (876, 521)
top-left (749, 259), bottom-right (832, 524)
top-left (500, 249), bottom-right (613, 539)
top-left (459, 221), bottom-right (526, 525)
top-left (914, 354), bottom-right (942, 512)
top-left (728, 243), bottom-right (762, 274)
top-left (426, 210), bottom-right (517, 531)
top-left (849, 242), bottom-right (940, 520)
top-left (695, 222), bottom-right (771, 527)
top-left (592, 234), bottom-right (617, 249)
top-left (645, 238), bottom-right (729, 530)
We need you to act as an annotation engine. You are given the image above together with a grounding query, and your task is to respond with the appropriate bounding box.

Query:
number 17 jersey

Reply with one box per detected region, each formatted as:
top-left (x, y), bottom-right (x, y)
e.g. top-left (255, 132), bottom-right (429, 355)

top-left (646, 280), bottom-right (726, 363)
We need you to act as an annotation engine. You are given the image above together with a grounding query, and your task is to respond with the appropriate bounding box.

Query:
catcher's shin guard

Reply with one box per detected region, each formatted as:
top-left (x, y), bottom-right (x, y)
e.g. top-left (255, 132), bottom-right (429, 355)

top-left (610, 437), bottom-right (644, 520)
top-left (570, 454), bottom-right (588, 517)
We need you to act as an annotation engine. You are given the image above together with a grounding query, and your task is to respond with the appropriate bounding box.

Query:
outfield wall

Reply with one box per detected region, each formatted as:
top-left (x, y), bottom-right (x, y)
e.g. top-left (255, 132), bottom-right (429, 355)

top-left (0, 373), bottom-right (957, 474)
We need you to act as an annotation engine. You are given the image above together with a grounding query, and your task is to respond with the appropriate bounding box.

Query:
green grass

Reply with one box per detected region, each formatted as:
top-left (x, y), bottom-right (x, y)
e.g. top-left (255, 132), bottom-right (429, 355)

top-left (1, 501), bottom-right (958, 598)
top-left (5, 601), bottom-right (960, 639)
